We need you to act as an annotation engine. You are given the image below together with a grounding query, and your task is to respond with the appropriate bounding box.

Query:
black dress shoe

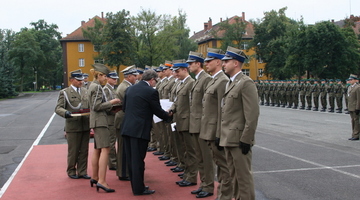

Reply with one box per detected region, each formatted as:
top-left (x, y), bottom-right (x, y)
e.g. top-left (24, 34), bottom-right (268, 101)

top-left (166, 161), bottom-right (177, 166)
top-left (170, 166), bottom-right (178, 170)
top-left (109, 167), bottom-right (117, 170)
top-left (134, 189), bottom-right (155, 195)
top-left (172, 167), bottom-right (184, 172)
top-left (158, 156), bottom-right (170, 160)
top-left (153, 151), bottom-right (164, 155)
top-left (196, 191), bottom-right (213, 198)
top-left (145, 186), bottom-right (149, 190)
top-left (191, 187), bottom-right (202, 194)
top-left (147, 147), bottom-right (157, 152)
top-left (178, 173), bottom-right (184, 177)
top-left (349, 137), bottom-right (359, 141)
top-left (119, 176), bottom-right (130, 181)
top-left (68, 175), bottom-right (79, 179)
top-left (78, 174), bottom-right (91, 179)
top-left (178, 180), bottom-right (197, 187)
top-left (96, 183), bottom-right (115, 193)
top-left (176, 180), bottom-right (185, 185)
top-left (164, 160), bottom-right (172, 164)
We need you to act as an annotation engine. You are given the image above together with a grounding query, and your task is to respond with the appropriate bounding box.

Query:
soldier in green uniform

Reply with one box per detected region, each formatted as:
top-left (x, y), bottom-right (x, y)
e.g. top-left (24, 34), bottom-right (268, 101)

top-left (279, 80), bottom-right (286, 107)
top-left (264, 80), bottom-right (270, 106)
top-left (335, 79), bottom-right (344, 113)
top-left (299, 80), bottom-right (306, 109)
top-left (269, 80), bottom-right (275, 106)
top-left (319, 79), bottom-right (328, 112)
top-left (55, 70), bottom-right (91, 179)
top-left (305, 79), bottom-right (312, 110)
top-left (285, 80), bottom-right (292, 108)
top-left (344, 79), bottom-right (351, 114)
top-left (311, 80), bottom-right (320, 111)
top-left (327, 79), bottom-right (335, 112)
top-left (292, 80), bottom-right (299, 109)
top-left (259, 80), bottom-right (265, 105)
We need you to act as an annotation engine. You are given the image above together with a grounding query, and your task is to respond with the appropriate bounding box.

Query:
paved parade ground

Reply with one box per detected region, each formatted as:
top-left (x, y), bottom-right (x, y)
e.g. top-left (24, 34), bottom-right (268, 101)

top-left (1, 91), bottom-right (360, 199)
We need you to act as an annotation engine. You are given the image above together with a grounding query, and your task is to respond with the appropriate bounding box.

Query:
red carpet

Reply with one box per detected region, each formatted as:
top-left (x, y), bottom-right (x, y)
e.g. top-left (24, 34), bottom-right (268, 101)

top-left (1, 144), bottom-right (218, 200)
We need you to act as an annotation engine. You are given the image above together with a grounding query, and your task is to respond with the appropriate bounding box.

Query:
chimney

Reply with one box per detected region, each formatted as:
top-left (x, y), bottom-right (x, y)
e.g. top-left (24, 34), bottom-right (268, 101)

top-left (220, 18), bottom-right (222, 22)
top-left (204, 22), bottom-right (208, 31)
top-left (242, 12), bottom-right (245, 21)
top-left (208, 17), bottom-right (212, 29)
top-left (81, 20), bottom-right (85, 26)
top-left (101, 12), bottom-right (104, 19)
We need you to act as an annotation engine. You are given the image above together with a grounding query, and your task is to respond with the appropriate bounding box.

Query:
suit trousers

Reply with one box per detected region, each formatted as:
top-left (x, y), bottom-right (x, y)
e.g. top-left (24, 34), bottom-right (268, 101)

top-left (225, 147), bottom-right (254, 200)
top-left (66, 131), bottom-right (90, 176)
top-left (123, 136), bottom-right (149, 195)
top-left (208, 141), bottom-right (233, 200)
top-left (181, 131), bottom-right (198, 183)
top-left (108, 124), bottom-right (117, 168)
top-left (116, 128), bottom-right (128, 178)
top-left (350, 111), bottom-right (360, 139)
top-left (194, 135), bottom-right (214, 193)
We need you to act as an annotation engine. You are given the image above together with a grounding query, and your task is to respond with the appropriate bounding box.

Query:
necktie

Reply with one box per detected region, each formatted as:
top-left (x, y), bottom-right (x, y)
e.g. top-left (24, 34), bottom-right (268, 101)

top-left (77, 88), bottom-right (80, 94)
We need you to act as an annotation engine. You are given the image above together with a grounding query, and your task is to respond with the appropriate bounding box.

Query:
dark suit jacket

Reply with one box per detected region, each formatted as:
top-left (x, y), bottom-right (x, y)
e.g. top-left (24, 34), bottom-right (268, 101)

top-left (121, 81), bottom-right (170, 141)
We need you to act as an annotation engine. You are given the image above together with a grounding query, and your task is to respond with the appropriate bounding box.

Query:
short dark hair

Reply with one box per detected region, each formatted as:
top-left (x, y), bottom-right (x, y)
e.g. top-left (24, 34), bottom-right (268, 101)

top-left (141, 70), bottom-right (158, 81)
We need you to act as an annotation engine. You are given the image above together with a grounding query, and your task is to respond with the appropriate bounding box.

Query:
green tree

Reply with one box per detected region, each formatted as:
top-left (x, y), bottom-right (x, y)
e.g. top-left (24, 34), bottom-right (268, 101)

top-left (29, 20), bottom-right (63, 90)
top-left (304, 21), bottom-right (359, 79)
top-left (82, 17), bottom-right (105, 59)
top-left (9, 29), bottom-right (42, 92)
top-left (251, 7), bottom-right (297, 79)
top-left (215, 16), bottom-right (248, 51)
top-left (0, 29), bottom-right (17, 98)
top-left (101, 10), bottom-right (133, 73)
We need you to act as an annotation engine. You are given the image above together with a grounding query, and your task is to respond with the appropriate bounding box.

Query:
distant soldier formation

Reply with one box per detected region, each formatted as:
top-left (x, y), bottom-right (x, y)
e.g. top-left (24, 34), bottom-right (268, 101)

top-left (256, 78), bottom-right (352, 114)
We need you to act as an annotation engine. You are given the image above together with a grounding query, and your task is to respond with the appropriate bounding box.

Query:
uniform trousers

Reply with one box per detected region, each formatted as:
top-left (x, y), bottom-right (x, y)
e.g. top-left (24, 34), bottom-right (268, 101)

top-left (300, 94), bottom-right (306, 107)
top-left (328, 95), bottom-right (335, 109)
top-left (108, 124), bottom-right (117, 168)
top-left (208, 141), bottom-right (233, 200)
top-left (350, 111), bottom-right (360, 139)
top-left (224, 146), bottom-right (254, 200)
top-left (159, 122), bottom-right (170, 157)
top-left (193, 134), bottom-right (214, 193)
top-left (320, 94), bottom-right (327, 108)
top-left (335, 96), bottom-right (343, 109)
top-left (180, 131), bottom-right (198, 183)
top-left (66, 131), bottom-right (90, 176)
top-left (116, 128), bottom-right (128, 178)
top-left (306, 95), bottom-right (312, 107)
top-left (174, 130), bottom-right (186, 169)
top-left (123, 136), bottom-right (149, 195)
top-left (313, 95), bottom-right (319, 108)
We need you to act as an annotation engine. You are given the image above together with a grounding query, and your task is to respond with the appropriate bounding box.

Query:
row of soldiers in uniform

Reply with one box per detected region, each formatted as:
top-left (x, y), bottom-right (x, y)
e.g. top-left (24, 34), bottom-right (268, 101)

top-left (56, 45), bottom-right (258, 199)
top-left (256, 79), bottom-right (351, 113)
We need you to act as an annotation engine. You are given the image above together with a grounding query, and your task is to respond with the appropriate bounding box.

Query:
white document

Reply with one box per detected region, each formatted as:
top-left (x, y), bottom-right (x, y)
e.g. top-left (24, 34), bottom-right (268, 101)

top-left (153, 99), bottom-right (173, 123)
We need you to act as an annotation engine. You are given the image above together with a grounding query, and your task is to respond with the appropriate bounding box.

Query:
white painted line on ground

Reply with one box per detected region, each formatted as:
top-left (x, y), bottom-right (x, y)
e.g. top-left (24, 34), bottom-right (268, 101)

top-left (0, 112), bottom-right (56, 198)
top-left (254, 164), bottom-right (360, 174)
top-left (256, 145), bottom-right (360, 179)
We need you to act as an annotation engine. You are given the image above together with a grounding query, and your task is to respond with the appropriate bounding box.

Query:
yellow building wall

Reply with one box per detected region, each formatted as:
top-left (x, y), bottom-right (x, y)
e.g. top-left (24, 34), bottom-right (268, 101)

top-left (64, 41), bottom-right (127, 86)
top-left (197, 40), bottom-right (268, 80)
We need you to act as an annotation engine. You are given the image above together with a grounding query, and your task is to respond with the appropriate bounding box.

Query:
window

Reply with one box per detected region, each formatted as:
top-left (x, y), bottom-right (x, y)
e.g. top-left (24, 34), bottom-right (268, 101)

top-left (78, 44), bottom-right (84, 52)
top-left (79, 59), bottom-right (85, 67)
top-left (94, 59), bottom-right (104, 64)
top-left (243, 69), bottom-right (250, 76)
top-left (258, 69), bottom-right (264, 77)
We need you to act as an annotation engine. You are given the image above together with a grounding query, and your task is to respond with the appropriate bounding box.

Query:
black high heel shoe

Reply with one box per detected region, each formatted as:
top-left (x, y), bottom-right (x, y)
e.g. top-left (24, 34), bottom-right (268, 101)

top-left (90, 179), bottom-right (98, 187)
top-left (96, 183), bottom-right (115, 193)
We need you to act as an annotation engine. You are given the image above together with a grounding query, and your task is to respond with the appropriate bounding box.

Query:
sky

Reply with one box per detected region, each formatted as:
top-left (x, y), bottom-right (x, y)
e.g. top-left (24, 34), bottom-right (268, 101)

top-left (1, 0), bottom-right (359, 37)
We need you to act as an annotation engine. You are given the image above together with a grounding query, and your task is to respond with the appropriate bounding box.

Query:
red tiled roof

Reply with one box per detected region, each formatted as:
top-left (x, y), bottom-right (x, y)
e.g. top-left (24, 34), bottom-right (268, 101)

top-left (190, 15), bottom-right (255, 44)
top-left (60, 16), bottom-right (106, 41)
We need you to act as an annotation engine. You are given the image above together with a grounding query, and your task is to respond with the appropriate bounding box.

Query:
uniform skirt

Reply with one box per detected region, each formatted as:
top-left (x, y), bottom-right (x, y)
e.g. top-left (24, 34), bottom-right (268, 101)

top-left (93, 127), bottom-right (110, 149)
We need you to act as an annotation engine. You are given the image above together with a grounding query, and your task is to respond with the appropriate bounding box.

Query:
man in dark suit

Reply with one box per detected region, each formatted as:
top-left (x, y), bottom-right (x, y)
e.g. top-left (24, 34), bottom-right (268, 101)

top-left (121, 69), bottom-right (172, 195)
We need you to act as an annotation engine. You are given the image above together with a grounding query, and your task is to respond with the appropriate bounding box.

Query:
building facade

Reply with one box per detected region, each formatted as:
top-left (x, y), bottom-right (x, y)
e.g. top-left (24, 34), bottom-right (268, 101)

top-left (190, 12), bottom-right (268, 80)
